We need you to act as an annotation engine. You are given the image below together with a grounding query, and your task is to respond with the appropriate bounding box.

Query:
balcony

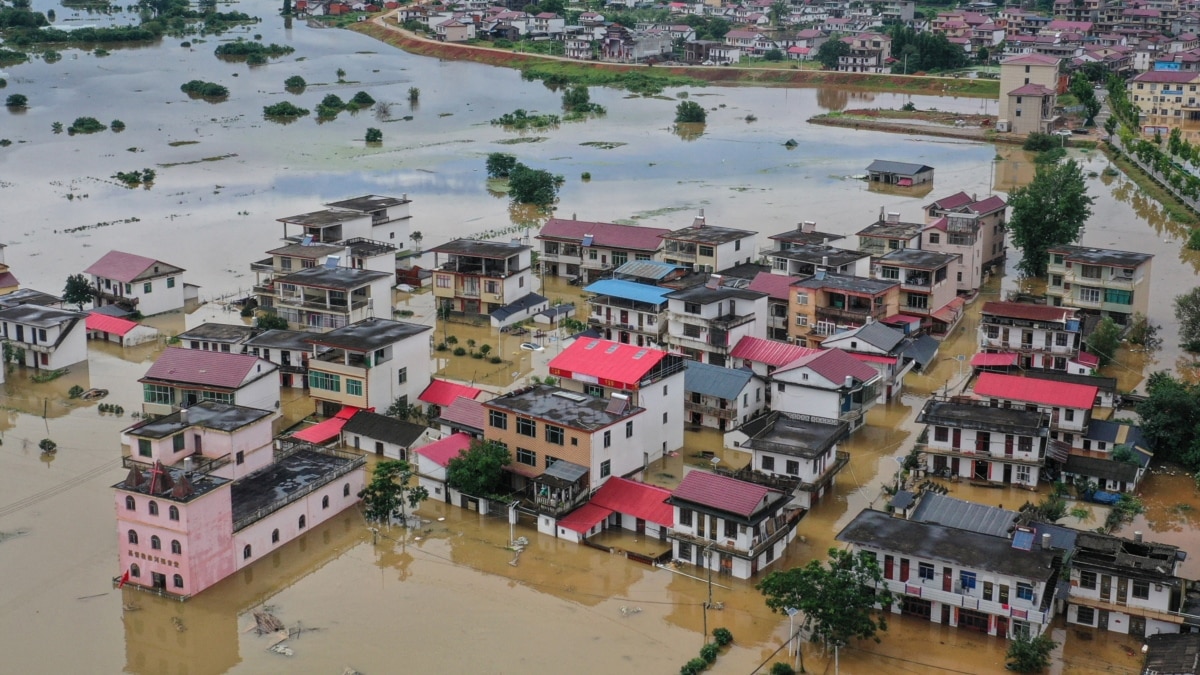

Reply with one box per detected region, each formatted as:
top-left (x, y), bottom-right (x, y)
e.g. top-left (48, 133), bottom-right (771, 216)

top-left (711, 312), bottom-right (755, 331)
top-left (438, 261), bottom-right (516, 279)
top-left (916, 442), bottom-right (1046, 466)
top-left (276, 295), bottom-right (369, 312)
top-left (902, 276), bottom-right (933, 291)
top-left (876, 578), bottom-right (1049, 625)
top-left (94, 289), bottom-right (138, 307)
top-left (816, 304), bottom-right (887, 324)
top-left (685, 400), bottom-right (737, 420)
top-left (668, 514), bottom-right (798, 561)
top-left (252, 283), bottom-right (275, 296)
top-left (122, 452), bottom-right (231, 475)
top-left (1069, 594), bottom-right (1197, 626)
top-left (663, 248), bottom-right (697, 262)
top-left (250, 258), bottom-right (275, 273)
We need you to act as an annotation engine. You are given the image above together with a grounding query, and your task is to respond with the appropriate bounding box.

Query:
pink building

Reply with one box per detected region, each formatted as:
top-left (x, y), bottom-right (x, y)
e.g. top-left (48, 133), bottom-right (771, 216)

top-left (113, 401), bottom-right (365, 598)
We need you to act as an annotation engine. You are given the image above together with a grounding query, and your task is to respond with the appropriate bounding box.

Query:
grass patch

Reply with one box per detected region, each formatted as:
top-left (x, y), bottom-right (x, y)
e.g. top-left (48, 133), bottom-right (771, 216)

top-left (520, 61), bottom-right (703, 95)
top-left (491, 109), bottom-right (559, 130)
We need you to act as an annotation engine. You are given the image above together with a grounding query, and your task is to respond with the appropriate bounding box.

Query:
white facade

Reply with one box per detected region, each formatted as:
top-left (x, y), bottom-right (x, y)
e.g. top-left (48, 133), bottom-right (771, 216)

top-left (666, 290), bottom-right (767, 367)
top-left (771, 363), bottom-right (879, 432)
top-left (306, 320), bottom-right (433, 415)
top-left (686, 375), bottom-right (766, 430)
top-left (925, 425), bottom-right (1045, 487)
top-left (92, 271), bottom-right (185, 317)
top-left (0, 306), bottom-right (88, 370)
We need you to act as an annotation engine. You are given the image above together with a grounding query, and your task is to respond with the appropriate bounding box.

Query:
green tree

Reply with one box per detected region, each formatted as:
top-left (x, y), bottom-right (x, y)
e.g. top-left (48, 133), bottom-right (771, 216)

top-left (62, 273), bottom-right (93, 310)
top-left (282, 0), bottom-right (292, 15)
top-left (358, 459), bottom-right (428, 524)
top-left (446, 440), bottom-right (511, 497)
top-left (1136, 371), bottom-right (1200, 471)
top-left (1007, 159), bottom-right (1094, 277)
top-left (768, 0), bottom-right (790, 26)
top-left (408, 86), bottom-right (420, 103)
top-left (255, 313), bottom-right (288, 330)
top-left (561, 85), bottom-right (593, 113)
top-left (1006, 632), bottom-right (1057, 672)
top-left (5, 93), bottom-right (27, 108)
top-left (1086, 315), bottom-right (1121, 367)
top-left (763, 48), bottom-right (784, 62)
top-left (1175, 287), bottom-right (1200, 352)
top-left (365, 127), bottom-right (383, 143)
top-left (507, 162), bottom-right (563, 206)
top-left (284, 75), bottom-right (306, 91)
top-left (485, 152), bottom-right (517, 179)
top-left (816, 40), bottom-right (850, 70)
top-left (675, 100), bottom-right (706, 124)
top-left (757, 548), bottom-right (894, 653)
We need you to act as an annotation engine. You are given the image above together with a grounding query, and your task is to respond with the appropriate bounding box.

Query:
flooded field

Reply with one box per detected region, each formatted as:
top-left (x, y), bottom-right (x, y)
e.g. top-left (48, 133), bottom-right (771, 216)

top-left (2, 1), bottom-right (1200, 673)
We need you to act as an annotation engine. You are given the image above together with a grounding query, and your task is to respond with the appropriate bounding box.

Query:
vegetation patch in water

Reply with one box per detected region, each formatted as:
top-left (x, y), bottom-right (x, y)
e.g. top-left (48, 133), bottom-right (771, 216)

top-left (491, 109), bottom-right (559, 130)
top-left (580, 141), bottom-right (625, 150)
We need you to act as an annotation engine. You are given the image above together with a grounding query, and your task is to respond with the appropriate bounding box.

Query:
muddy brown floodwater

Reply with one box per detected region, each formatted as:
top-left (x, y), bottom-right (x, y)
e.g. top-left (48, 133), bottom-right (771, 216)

top-left (2, 1), bottom-right (1199, 672)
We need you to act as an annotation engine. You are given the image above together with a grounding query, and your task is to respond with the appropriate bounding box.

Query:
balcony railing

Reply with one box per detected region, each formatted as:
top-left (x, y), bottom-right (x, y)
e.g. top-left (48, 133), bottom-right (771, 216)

top-left (252, 283), bottom-right (275, 296)
top-left (250, 258), bottom-right (275, 273)
top-left (902, 277), bottom-right (932, 291)
top-left (876, 578), bottom-right (1049, 625)
top-left (94, 289), bottom-right (138, 307)
top-left (668, 515), bottom-right (796, 561)
top-left (711, 313), bottom-right (755, 331)
top-left (1068, 594), bottom-right (1199, 626)
top-left (685, 401), bottom-right (737, 420)
top-left (816, 304), bottom-right (887, 324)
top-left (915, 442), bottom-right (1046, 466)
top-left (275, 296), bottom-right (370, 312)
top-left (122, 452), bottom-right (232, 476)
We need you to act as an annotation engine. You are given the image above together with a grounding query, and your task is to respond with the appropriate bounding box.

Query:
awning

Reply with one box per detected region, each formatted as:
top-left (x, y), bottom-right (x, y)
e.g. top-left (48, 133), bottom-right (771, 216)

top-left (557, 503), bottom-right (613, 533)
top-left (419, 379), bottom-right (482, 407)
top-left (86, 312), bottom-right (140, 337)
top-left (971, 352), bottom-right (1018, 368)
top-left (291, 406), bottom-right (359, 444)
top-left (1047, 440), bottom-right (1071, 463)
top-left (932, 297), bottom-right (967, 324)
top-left (536, 459), bottom-right (589, 489)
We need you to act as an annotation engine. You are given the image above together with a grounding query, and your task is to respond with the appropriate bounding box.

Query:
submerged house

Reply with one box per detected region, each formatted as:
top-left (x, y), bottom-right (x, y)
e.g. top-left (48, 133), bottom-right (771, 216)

top-left (866, 160), bottom-right (935, 186)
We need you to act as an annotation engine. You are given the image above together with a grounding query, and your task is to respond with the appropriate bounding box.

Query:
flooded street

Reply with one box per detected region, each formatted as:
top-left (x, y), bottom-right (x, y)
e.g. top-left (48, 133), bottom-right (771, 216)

top-left (2, 1), bottom-right (1200, 673)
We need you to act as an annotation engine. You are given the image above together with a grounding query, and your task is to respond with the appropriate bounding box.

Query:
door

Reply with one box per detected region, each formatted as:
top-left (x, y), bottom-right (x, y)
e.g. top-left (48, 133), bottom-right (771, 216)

top-left (951, 457), bottom-right (960, 476)
top-left (1117, 578), bottom-right (1128, 605)
top-left (151, 572), bottom-right (167, 590)
top-left (281, 351), bottom-right (291, 367)
top-left (1100, 575), bottom-right (1112, 601)
top-left (996, 616), bottom-right (1008, 638)
top-left (281, 374), bottom-right (292, 388)
top-left (952, 428), bottom-right (961, 449)
top-left (1098, 610), bottom-right (1109, 631)
top-left (885, 555), bottom-right (894, 580)
top-left (974, 461), bottom-right (988, 480)
top-left (1003, 464), bottom-right (1013, 484)
top-left (1129, 616), bottom-right (1146, 638)
top-left (899, 558), bottom-right (910, 582)
top-left (185, 391), bottom-right (199, 407)
top-left (943, 567), bottom-right (953, 592)
top-left (193, 434), bottom-right (202, 454)
top-left (375, 441), bottom-right (384, 456)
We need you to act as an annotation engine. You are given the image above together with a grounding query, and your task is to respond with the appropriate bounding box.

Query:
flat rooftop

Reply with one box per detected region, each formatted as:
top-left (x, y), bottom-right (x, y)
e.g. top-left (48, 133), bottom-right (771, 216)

top-left (878, 248), bottom-right (960, 269)
top-left (0, 288), bottom-right (63, 309)
top-left (769, 227), bottom-right (846, 246)
top-left (114, 464), bottom-right (230, 504)
top-left (0, 304), bottom-right (84, 327)
top-left (325, 194), bottom-right (410, 212)
top-left (857, 220), bottom-right (924, 239)
top-left (277, 209), bottom-right (359, 227)
top-left (485, 385), bottom-right (642, 431)
top-left (1050, 244), bottom-right (1153, 268)
top-left (275, 266), bottom-right (391, 290)
top-left (230, 447), bottom-right (361, 528)
top-left (769, 244), bottom-right (869, 267)
top-left (306, 317), bottom-right (430, 352)
top-left (244, 329), bottom-right (323, 351)
top-left (794, 273), bottom-right (897, 295)
top-left (429, 239), bottom-right (532, 258)
top-left (343, 238), bottom-right (397, 258)
top-left (665, 285), bottom-right (766, 303)
top-left (177, 323), bottom-right (258, 343)
top-left (127, 401), bottom-right (274, 439)
top-left (663, 224), bottom-right (755, 245)
top-left (266, 242), bottom-right (346, 259)
top-left (740, 412), bottom-right (847, 459)
top-left (917, 400), bottom-right (1048, 435)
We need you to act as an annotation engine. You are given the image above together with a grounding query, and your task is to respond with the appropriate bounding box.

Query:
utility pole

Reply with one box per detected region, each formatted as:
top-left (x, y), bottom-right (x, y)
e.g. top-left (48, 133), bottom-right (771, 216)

top-left (702, 541), bottom-right (714, 644)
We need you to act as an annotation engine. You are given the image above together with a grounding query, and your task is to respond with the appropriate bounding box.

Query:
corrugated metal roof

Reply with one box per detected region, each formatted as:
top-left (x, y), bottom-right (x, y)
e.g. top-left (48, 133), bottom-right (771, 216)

top-left (746, 272), bottom-right (796, 301)
top-left (684, 361), bottom-right (754, 401)
top-left (730, 336), bottom-right (819, 368)
top-left (971, 352), bottom-right (1018, 367)
top-left (414, 432), bottom-right (473, 468)
top-left (419, 379), bottom-right (483, 407)
top-left (437, 396), bottom-right (486, 431)
top-left (981, 301), bottom-right (1074, 323)
top-left (548, 339), bottom-right (668, 388)
top-left (911, 493), bottom-right (1018, 537)
top-left (584, 279), bottom-right (672, 305)
top-left (975, 372), bottom-right (1098, 410)
top-left (590, 476), bottom-right (673, 528)
top-left (867, 159), bottom-right (933, 176)
top-left (776, 348), bottom-right (878, 383)
top-left (613, 259), bottom-right (685, 280)
top-left (557, 502), bottom-right (613, 533)
top-left (85, 313), bottom-right (140, 337)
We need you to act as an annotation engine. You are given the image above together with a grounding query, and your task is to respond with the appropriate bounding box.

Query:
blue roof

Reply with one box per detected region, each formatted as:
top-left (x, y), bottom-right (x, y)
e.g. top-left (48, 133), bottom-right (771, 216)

top-left (584, 279), bottom-right (671, 305)
top-left (683, 361), bottom-right (755, 401)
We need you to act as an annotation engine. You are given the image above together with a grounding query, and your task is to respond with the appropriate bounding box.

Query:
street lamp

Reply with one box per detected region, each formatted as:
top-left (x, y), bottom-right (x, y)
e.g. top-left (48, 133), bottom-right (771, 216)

top-left (891, 455), bottom-right (906, 493)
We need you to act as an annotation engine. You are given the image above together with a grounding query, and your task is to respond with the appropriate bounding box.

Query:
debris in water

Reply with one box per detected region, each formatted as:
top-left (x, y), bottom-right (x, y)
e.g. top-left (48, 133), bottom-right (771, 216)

top-left (266, 630), bottom-right (289, 649)
top-left (619, 606), bottom-right (643, 617)
top-left (172, 616), bottom-right (186, 632)
top-left (253, 610), bottom-right (286, 634)
top-left (783, 139), bottom-right (797, 148)
top-left (269, 643), bottom-right (294, 656)
top-left (0, 528), bottom-right (31, 544)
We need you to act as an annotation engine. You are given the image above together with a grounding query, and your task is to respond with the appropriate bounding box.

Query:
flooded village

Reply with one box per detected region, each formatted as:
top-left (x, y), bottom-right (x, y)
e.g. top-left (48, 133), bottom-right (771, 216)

top-left (5, 0), bottom-right (1200, 674)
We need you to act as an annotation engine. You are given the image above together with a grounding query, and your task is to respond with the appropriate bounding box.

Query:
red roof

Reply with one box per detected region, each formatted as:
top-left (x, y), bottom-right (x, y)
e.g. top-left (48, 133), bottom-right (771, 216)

top-left (1073, 351), bottom-right (1100, 368)
top-left (557, 502), bottom-right (613, 533)
top-left (1008, 83), bottom-right (1055, 96)
top-left (776, 348), bottom-right (878, 383)
top-left (747, 272), bottom-right (796, 301)
top-left (932, 296), bottom-right (966, 324)
top-left (981, 301), bottom-right (1074, 323)
top-left (0, 271), bottom-right (18, 288)
top-left (141, 347), bottom-right (272, 389)
top-left (967, 195), bottom-right (1007, 215)
top-left (537, 219), bottom-right (671, 253)
top-left (414, 432), bottom-right (473, 468)
top-left (975, 372), bottom-right (1098, 409)
top-left (971, 352), bottom-right (1018, 368)
top-left (672, 470), bottom-right (779, 518)
top-left (419, 379), bottom-right (482, 407)
top-left (1132, 70), bottom-right (1200, 83)
top-left (731, 336), bottom-right (818, 368)
top-left (850, 353), bottom-right (897, 365)
top-left (291, 407), bottom-right (357, 444)
top-left (85, 312), bottom-right (140, 337)
top-left (438, 396), bottom-right (486, 430)
top-left (83, 250), bottom-right (172, 283)
top-left (928, 191), bottom-right (973, 211)
top-left (549, 339), bottom-right (668, 390)
top-left (1001, 53), bottom-right (1060, 66)
top-left (590, 477), bottom-right (673, 527)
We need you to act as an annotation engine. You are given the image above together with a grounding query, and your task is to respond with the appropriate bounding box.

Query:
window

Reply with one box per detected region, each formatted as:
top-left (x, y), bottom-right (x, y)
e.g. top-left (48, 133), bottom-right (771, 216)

top-left (125, 496), bottom-right (135, 511)
top-left (678, 542), bottom-right (693, 562)
top-left (603, 430), bottom-right (612, 448)
top-left (600, 460), bottom-right (611, 478)
top-left (684, 302), bottom-right (701, 315)
top-left (436, 274), bottom-right (452, 288)
top-left (663, 384), bottom-right (668, 396)
top-left (786, 460), bottom-right (800, 476)
top-left (171, 540), bottom-right (182, 555)
top-left (322, 495), bottom-right (330, 509)
top-left (928, 233), bottom-right (940, 244)
top-left (516, 417), bottom-right (536, 437)
top-left (516, 448), bottom-right (537, 466)
top-left (130, 564), bottom-right (140, 578)
top-left (398, 367), bottom-right (408, 384)
top-left (344, 483), bottom-right (351, 497)
top-left (585, 384), bottom-right (603, 397)
top-left (570, 437), bottom-right (578, 446)
top-left (662, 412), bottom-right (668, 424)
top-left (933, 427), bottom-right (948, 442)
top-left (679, 508), bottom-right (693, 527)
top-left (309, 371), bottom-right (341, 392)
top-left (796, 292), bottom-right (808, 305)
top-left (272, 529), bottom-right (280, 544)
top-left (148, 501), bottom-right (159, 516)
top-left (735, 240), bottom-right (741, 251)
top-left (880, 266), bottom-right (899, 280)
top-left (137, 438), bottom-right (152, 457)
top-left (150, 535), bottom-right (161, 551)
top-left (1105, 288), bottom-right (1133, 305)
top-left (167, 277), bottom-right (176, 289)
top-left (128, 530), bottom-right (139, 545)
top-left (169, 505), bottom-right (179, 521)
top-left (1064, 409), bottom-right (1075, 422)
top-left (172, 434), bottom-right (185, 453)
top-left (1051, 274), bottom-right (1063, 287)
top-left (299, 515), bottom-right (306, 529)
top-left (1052, 254), bottom-right (1064, 265)
top-left (698, 245), bottom-right (714, 257)
top-left (543, 424), bottom-right (565, 445)
top-left (795, 315), bottom-right (808, 327)
top-left (1079, 286), bottom-right (1101, 304)
top-left (1079, 264), bottom-right (1102, 279)
top-left (143, 282), bottom-right (153, 294)
top-left (125, 283), bottom-right (132, 294)
top-left (626, 421), bottom-right (634, 438)
top-left (346, 379), bottom-right (363, 397)
top-left (918, 562), bottom-right (935, 581)
top-left (1132, 580), bottom-right (1150, 599)
top-left (1076, 606), bottom-right (1095, 625)
top-left (777, 382), bottom-right (785, 392)
top-left (173, 574), bottom-right (184, 589)
top-left (1055, 332), bottom-right (1069, 347)
top-left (762, 455), bottom-right (775, 472)
top-left (489, 410), bottom-right (508, 430)
top-left (683, 323), bottom-right (702, 338)
top-left (1016, 583), bottom-right (1034, 602)
top-left (236, 451), bottom-right (245, 465)
top-left (906, 293), bottom-right (928, 310)
top-left (960, 571), bottom-right (977, 590)
top-left (244, 544), bottom-right (252, 560)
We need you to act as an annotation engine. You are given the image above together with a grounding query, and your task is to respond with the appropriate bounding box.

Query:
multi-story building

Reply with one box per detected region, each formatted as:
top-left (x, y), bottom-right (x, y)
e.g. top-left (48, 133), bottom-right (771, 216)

top-left (139, 348), bottom-right (279, 417)
top-left (536, 218), bottom-right (670, 283)
top-left (304, 317), bottom-right (432, 418)
top-left (875, 249), bottom-right (962, 333)
top-left (837, 506), bottom-right (1062, 638)
top-left (747, 272), bottom-right (794, 342)
top-left (730, 411), bottom-right (849, 509)
top-left (1067, 532), bottom-right (1193, 637)
top-left (0, 242), bottom-right (18, 295)
top-left (922, 193), bottom-right (1009, 292)
top-left (856, 212), bottom-right (925, 257)
top-left (822, 321), bottom-right (936, 401)
top-left (766, 221), bottom-right (846, 251)
top-left (114, 403), bottom-right (365, 598)
top-left (0, 305), bottom-right (87, 370)
top-left (583, 279), bottom-right (671, 348)
top-left (978, 301), bottom-right (1082, 371)
top-left (790, 272), bottom-right (899, 347)
top-left (660, 211), bottom-right (757, 273)
top-left (916, 399), bottom-right (1050, 487)
top-left (683, 360), bottom-right (765, 431)
top-left (667, 469), bottom-right (798, 579)
top-left (1045, 245), bottom-right (1153, 325)
top-left (275, 194), bottom-right (412, 246)
top-left (85, 250), bottom-right (190, 316)
top-left (998, 54), bottom-right (1061, 134)
top-left (548, 338), bottom-right (686, 463)
top-left (837, 32), bottom-right (892, 72)
top-left (242, 329), bottom-right (320, 390)
top-left (973, 371), bottom-right (1097, 451)
top-left (771, 348), bottom-right (881, 432)
top-left (1126, 70), bottom-right (1200, 125)
top-left (177, 323), bottom-right (258, 354)
top-left (429, 239), bottom-right (540, 325)
top-left (1061, 419), bottom-right (1152, 493)
top-left (665, 281), bottom-right (768, 366)
top-left (765, 242), bottom-right (872, 278)
top-left (262, 265), bottom-right (393, 332)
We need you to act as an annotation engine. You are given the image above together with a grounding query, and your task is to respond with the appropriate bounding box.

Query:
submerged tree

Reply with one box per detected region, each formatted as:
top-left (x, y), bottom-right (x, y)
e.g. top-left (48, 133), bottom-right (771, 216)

top-left (1006, 632), bottom-right (1057, 672)
top-left (1175, 287), bottom-right (1200, 352)
top-left (359, 460), bottom-right (428, 524)
top-left (1007, 159), bottom-right (1094, 277)
top-left (62, 273), bottom-right (93, 310)
top-left (675, 100), bottom-right (706, 124)
top-left (1086, 315), bottom-right (1122, 367)
top-left (446, 440), bottom-right (511, 497)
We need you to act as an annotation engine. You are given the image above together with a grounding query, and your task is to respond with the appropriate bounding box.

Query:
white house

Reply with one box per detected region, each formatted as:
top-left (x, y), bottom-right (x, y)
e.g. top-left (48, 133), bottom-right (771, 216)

top-left (973, 372), bottom-right (1097, 450)
top-left (978, 301), bottom-right (1083, 372)
top-left (139, 348), bottom-right (279, 416)
top-left (660, 210), bottom-right (758, 273)
top-left (305, 317), bottom-right (433, 418)
top-left (0, 305), bottom-right (87, 370)
top-left (770, 348), bottom-right (881, 432)
top-left (243, 329), bottom-right (321, 390)
top-left (414, 432), bottom-right (473, 504)
top-left (916, 398), bottom-right (1050, 487)
top-left (177, 323), bottom-right (258, 354)
top-left (730, 411), bottom-right (849, 509)
top-left (85, 312), bottom-right (158, 347)
top-left (84, 250), bottom-right (190, 316)
top-left (683, 360), bottom-right (765, 431)
top-left (340, 410), bottom-right (436, 461)
top-left (821, 321), bottom-right (932, 402)
top-left (552, 476), bottom-right (673, 545)
top-left (665, 280), bottom-right (767, 367)
top-left (1067, 532), bottom-right (1191, 638)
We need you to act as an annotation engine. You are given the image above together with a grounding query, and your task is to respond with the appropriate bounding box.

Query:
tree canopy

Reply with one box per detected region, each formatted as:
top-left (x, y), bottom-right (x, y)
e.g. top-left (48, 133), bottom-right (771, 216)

top-left (1007, 159), bottom-right (1094, 277)
top-left (255, 313), bottom-right (288, 330)
top-left (1006, 632), bottom-right (1057, 672)
top-left (507, 162), bottom-right (564, 207)
top-left (446, 440), bottom-right (511, 497)
top-left (1085, 315), bottom-right (1121, 367)
top-left (675, 100), bottom-right (706, 124)
top-left (1175, 287), bottom-right (1200, 352)
top-left (1136, 371), bottom-right (1200, 471)
top-left (359, 460), bottom-right (428, 524)
top-left (816, 40), bottom-right (849, 70)
top-left (887, 25), bottom-right (966, 73)
top-left (757, 547), bottom-right (894, 649)
top-left (485, 152), bottom-right (517, 179)
top-left (62, 273), bottom-right (93, 310)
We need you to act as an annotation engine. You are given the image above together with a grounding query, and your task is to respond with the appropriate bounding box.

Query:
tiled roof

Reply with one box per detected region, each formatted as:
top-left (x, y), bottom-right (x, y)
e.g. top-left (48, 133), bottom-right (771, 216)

top-left (974, 372), bottom-right (1098, 409)
top-left (968, 195), bottom-right (1007, 215)
top-left (437, 396), bottom-right (486, 431)
top-left (981, 301), bottom-right (1075, 323)
top-left (549, 338), bottom-right (669, 388)
top-left (557, 502), bottom-right (613, 533)
top-left (419, 379), bottom-right (483, 407)
top-left (825, 321), bottom-right (906, 353)
top-left (1001, 53), bottom-right (1060, 65)
top-left (927, 191), bottom-right (974, 211)
top-left (415, 432), bottom-right (473, 468)
top-left (85, 312), bottom-right (140, 337)
top-left (684, 361), bottom-right (755, 400)
top-left (1009, 83), bottom-right (1056, 96)
top-left (142, 347), bottom-right (273, 389)
top-left (747, 272), bottom-right (797, 301)
top-left (342, 410), bottom-right (429, 447)
top-left (590, 476), bottom-right (673, 528)
top-left (671, 470), bottom-right (779, 518)
top-left (1131, 70), bottom-right (1200, 83)
top-left (538, 218), bottom-right (671, 251)
top-left (84, 250), bottom-right (180, 283)
top-left (776, 348), bottom-right (878, 383)
top-left (730, 336), bottom-right (819, 368)
top-left (971, 352), bottom-right (1018, 368)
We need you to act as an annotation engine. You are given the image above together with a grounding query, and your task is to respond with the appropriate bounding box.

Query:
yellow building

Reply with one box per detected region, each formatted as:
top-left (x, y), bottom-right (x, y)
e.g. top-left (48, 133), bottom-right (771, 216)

top-left (1128, 70), bottom-right (1200, 128)
top-left (998, 54), bottom-right (1061, 135)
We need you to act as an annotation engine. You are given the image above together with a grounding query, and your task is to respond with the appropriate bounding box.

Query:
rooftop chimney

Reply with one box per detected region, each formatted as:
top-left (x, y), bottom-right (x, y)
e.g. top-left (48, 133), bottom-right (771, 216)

top-left (801, 220), bottom-right (816, 234)
top-left (692, 209), bottom-right (706, 229)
